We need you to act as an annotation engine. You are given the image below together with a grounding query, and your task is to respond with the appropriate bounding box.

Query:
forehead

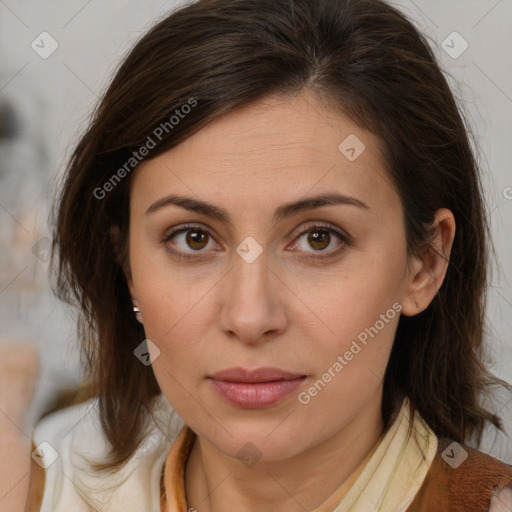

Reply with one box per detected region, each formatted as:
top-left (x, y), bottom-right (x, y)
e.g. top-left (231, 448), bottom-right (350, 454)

top-left (131, 91), bottom-right (397, 215)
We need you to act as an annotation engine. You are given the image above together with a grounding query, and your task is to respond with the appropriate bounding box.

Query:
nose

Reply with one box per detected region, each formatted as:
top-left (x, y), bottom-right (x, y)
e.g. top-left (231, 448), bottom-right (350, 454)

top-left (218, 245), bottom-right (288, 345)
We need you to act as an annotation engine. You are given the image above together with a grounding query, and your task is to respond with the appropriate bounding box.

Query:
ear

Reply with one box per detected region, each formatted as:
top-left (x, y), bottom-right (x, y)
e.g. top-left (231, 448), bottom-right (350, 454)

top-left (401, 208), bottom-right (456, 317)
top-left (109, 225), bottom-right (136, 298)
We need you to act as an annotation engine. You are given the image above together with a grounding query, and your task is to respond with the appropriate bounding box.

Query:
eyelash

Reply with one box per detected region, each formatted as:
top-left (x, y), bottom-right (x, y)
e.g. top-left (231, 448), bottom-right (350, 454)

top-left (162, 222), bottom-right (349, 262)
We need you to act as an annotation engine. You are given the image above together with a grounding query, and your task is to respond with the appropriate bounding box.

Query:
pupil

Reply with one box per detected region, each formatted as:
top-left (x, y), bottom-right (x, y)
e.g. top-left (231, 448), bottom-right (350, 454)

top-left (309, 230), bottom-right (329, 250)
top-left (187, 230), bottom-right (207, 250)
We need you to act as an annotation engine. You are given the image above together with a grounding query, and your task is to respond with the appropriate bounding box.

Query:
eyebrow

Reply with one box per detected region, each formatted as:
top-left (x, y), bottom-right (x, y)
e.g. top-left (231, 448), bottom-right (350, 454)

top-left (145, 192), bottom-right (369, 225)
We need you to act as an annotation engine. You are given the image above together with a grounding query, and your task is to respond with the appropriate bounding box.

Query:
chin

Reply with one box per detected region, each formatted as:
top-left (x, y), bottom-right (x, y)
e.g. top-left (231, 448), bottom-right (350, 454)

top-left (201, 421), bottom-right (313, 463)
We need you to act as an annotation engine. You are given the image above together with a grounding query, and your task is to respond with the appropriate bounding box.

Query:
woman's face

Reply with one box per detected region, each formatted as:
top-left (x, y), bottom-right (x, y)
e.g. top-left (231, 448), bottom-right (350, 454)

top-left (126, 90), bottom-right (417, 461)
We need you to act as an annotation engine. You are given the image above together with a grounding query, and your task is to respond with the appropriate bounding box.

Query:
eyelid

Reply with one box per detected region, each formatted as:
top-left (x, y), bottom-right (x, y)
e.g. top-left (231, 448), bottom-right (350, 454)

top-left (293, 221), bottom-right (350, 241)
top-left (163, 222), bottom-right (212, 241)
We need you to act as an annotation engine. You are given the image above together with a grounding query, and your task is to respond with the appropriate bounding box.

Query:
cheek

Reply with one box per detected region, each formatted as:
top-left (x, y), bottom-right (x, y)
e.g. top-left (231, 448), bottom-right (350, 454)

top-left (297, 296), bottom-right (399, 419)
top-left (130, 266), bottom-right (223, 398)
top-left (129, 228), bottom-right (209, 337)
top-left (292, 252), bottom-right (404, 338)
top-left (288, 253), bottom-right (403, 390)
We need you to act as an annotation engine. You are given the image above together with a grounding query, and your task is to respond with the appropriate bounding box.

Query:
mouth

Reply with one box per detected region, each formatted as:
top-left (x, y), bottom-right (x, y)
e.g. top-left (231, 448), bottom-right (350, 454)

top-left (209, 366), bottom-right (307, 383)
top-left (207, 367), bottom-right (308, 408)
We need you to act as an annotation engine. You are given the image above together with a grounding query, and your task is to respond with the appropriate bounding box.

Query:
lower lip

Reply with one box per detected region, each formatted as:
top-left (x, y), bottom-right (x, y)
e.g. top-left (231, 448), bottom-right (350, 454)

top-left (209, 377), bottom-right (307, 408)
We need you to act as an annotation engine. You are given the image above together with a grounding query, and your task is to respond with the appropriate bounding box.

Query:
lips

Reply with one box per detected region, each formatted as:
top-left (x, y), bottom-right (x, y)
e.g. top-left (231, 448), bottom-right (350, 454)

top-left (208, 367), bottom-right (308, 408)
top-left (209, 366), bottom-right (306, 383)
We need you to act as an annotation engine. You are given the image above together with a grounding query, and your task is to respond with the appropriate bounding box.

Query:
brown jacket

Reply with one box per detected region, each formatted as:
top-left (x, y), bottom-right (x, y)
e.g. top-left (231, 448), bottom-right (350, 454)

top-left (406, 437), bottom-right (512, 511)
top-left (26, 437), bottom-right (512, 511)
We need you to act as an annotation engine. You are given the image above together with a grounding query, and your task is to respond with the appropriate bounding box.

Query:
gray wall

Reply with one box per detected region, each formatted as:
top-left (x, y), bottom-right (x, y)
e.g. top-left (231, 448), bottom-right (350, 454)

top-left (1, 0), bottom-right (511, 459)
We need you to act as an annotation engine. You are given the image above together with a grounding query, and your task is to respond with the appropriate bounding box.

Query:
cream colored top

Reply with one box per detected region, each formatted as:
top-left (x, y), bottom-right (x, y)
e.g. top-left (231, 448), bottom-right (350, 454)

top-left (32, 396), bottom-right (183, 511)
top-left (32, 395), bottom-right (438, 511)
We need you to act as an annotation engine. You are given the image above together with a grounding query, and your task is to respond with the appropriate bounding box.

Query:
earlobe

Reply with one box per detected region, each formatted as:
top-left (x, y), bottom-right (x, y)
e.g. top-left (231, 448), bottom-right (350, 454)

top-left (401, 208), bottom-right (456, 317)
top-left (401, 255), bottom-right (424, 317)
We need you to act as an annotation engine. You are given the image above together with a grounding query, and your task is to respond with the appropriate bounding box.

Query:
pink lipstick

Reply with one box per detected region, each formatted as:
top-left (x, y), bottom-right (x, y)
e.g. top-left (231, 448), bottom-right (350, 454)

top-left (208, 367), bottom-right (307, 408)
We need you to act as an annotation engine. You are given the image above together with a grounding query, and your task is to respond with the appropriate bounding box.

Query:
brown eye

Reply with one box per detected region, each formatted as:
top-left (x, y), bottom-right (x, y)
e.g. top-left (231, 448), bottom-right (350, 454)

top-left (308, 229), bottom-right (331, 251)
top-left (185, 229), bottom-right (209, 250)
top-left (164, 225), bottom-right (219, 256)
top-left (292, 223), bottom-right (348, 259)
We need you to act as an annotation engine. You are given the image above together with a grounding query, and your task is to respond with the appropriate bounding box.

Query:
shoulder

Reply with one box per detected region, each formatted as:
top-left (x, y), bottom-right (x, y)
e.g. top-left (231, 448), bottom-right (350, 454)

top-left (27, 395), bottom-right (183, 512)
top-left (27, 398), bottom-right (97, 511)
top-left (407, 437), bottom-right (512, 512)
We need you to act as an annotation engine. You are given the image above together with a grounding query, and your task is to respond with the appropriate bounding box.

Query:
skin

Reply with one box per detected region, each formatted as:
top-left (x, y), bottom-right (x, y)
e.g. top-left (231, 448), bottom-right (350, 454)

top-left (124, 89), bottom-right (456, 512)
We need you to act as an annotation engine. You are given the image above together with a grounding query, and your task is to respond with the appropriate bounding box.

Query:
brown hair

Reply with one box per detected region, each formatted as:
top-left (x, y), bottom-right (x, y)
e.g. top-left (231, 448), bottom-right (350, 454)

top-left (51, 0), bottom-right (511, 470)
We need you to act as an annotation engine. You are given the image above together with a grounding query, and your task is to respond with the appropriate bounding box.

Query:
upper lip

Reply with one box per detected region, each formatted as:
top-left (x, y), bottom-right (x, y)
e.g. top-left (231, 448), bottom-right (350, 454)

top-left (209, 367), bottom-right (306, 383)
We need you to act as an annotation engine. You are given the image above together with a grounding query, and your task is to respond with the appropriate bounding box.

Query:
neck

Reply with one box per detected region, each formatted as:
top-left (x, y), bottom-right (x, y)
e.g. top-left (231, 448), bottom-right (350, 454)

top-left (184, 390), bottom-right (386, 512)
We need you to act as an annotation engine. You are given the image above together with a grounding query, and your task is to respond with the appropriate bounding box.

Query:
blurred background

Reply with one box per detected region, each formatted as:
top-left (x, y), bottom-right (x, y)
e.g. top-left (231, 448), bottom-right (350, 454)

top-left (0, 0), bottom-right (511, 460)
